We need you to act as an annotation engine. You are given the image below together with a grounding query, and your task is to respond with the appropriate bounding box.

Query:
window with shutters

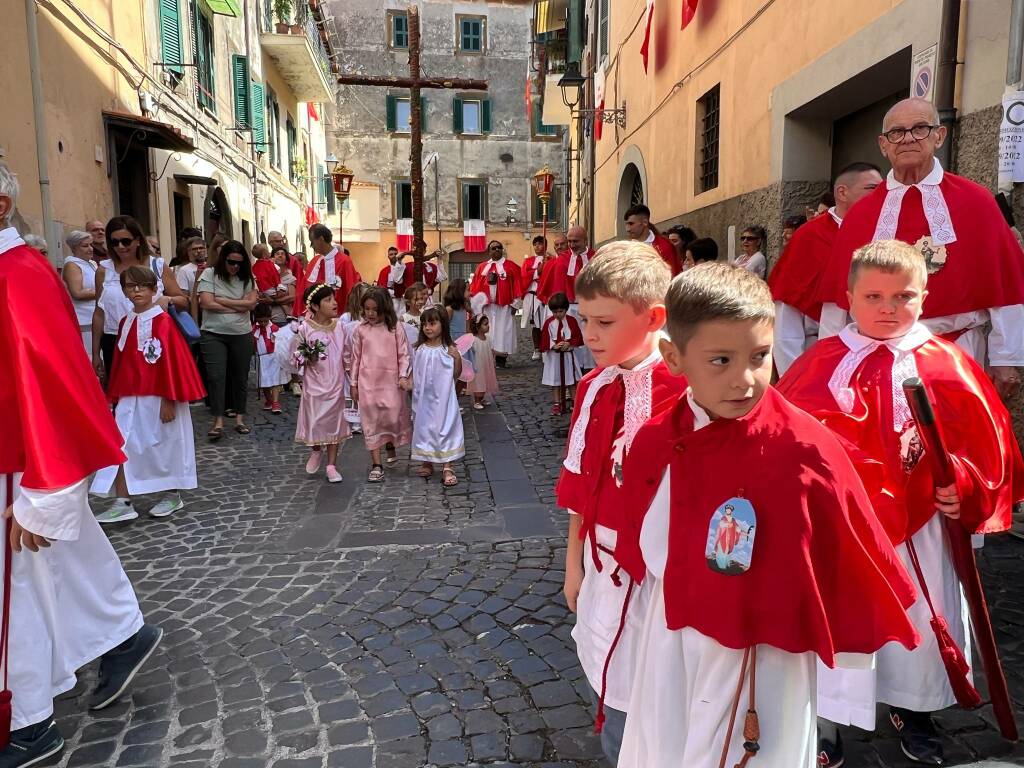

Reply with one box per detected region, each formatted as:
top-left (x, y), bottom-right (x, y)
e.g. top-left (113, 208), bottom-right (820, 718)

top-left (457, 15), bottom-right (485, 54)
top-left (286, 115), bottom-right (297, 184)
top-left (598, 0), bottom-right (609, 62)
top-left (388, 11), bottom-right (408, 49)
top-left (322, 164), bottom-right (336, 214)
top-left (697, 84), bottom-right (721, 193)
top-left (395, 98), bottom-right (411, 133)
top-left (231, 55), bottom-right (250, 129)
top-left (533, 109), bottom-right (559, 138)
top-left (191, 0), bottom-right (216, 112)
top-left (453, 97), bottom-right (490, 136)
top-left (159, 0), bottom-right (184, 79)
top-left (267, 87), bottom-right (281, 168)
top-left (250, 81), bottom-right (266, 152)
top-left (459, 179), bottom-right (487, 220)
top-left (386, 95), bottom-right (427, 134)
top-left (394, 181), bottom-right (413, 220)
top-left (532, 188), bottom-right (561, 226)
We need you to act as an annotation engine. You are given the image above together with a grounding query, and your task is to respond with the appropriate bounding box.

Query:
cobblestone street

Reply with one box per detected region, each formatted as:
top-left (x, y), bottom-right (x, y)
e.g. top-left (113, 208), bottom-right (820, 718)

top-left (49, 333), bottom-right (1024, 768)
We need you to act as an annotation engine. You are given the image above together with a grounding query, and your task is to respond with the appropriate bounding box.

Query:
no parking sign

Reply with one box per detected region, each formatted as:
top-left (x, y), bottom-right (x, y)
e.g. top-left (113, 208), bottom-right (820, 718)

top-left (999, 92), bottom-right (1024, 187)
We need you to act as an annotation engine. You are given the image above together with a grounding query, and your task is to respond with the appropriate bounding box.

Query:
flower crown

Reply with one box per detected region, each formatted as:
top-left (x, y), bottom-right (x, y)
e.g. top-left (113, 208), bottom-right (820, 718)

top-left (306, 282), bottom-right (331, 313)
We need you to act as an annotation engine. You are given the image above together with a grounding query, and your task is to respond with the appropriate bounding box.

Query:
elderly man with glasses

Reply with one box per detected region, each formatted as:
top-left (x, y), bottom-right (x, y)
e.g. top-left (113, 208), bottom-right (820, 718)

top-left (469, 240), bottom-right (523, 366)
top-left (818, 97), bottom-right (1024, 403)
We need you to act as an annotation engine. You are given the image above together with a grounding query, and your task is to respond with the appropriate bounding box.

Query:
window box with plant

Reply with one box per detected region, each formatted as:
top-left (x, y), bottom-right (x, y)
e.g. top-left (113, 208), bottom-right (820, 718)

top-left (274, 0), bottom-right (291, 33)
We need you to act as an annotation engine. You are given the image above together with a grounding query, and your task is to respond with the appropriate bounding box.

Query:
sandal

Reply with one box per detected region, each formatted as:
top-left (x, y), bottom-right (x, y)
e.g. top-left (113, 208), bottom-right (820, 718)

top-left (385, 448), bottom-right (398, 465)
top-left (442, 468), bottom-right (458, 487)
top-left (234, 424), bottom-right (251, 434)
top-left (418, 464), bottom-right (434, 478)
top-left (207, 426), bottom-right (224, 442)
top-left (224, 409), bottom-right (237, 418)
top-left (368, 464), bottom-right (385, 483)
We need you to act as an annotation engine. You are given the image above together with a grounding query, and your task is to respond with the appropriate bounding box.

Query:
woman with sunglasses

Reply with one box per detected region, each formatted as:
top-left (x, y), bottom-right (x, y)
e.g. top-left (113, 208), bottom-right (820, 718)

top-left (734, 225), bottom-right (767, 279)
top-left (92, 216), bottom-right (188, 383)
top-left (197, 240), bottom-right (258, 440)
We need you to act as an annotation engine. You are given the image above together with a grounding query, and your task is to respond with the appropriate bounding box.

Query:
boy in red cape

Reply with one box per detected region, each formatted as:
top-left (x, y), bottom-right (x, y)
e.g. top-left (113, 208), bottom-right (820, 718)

top-left (558, 242), bottom-right (687, 765)
top-left (92, 265), bottom-right (206, 523)
top-left (0, 160), bottom-right (161, 767)
top-left (614, 263), bottom-right (919, 768)
top-left (778, 240), bottom-right (1023, 766)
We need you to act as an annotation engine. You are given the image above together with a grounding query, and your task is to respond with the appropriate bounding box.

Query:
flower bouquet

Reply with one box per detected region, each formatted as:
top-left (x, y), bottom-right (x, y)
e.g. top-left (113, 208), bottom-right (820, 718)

top-left (294, 334), bottom-right (328, 370)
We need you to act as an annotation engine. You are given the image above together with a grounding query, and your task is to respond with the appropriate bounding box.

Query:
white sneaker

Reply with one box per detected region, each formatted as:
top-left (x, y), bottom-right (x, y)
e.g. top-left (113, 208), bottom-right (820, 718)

top-left (326, 465), bottom-right (343, 483)
top-left (531, 350), bottom-right (541, 361)
top-left (291, 382), bottom-right (302, 396)
top-left (97, 500), bottom-right (138, 524)
top-left (306, 450), bottom-right (323, 474)
top-left (149, 495), bottom-right (184, 518)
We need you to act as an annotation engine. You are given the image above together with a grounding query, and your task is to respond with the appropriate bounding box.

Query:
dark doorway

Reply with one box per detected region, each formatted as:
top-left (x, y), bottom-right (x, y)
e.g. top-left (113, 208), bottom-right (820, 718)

top-left (173, 192), bottom-right (191, 240)
top-left (205, 186), bottom-right (233, 242)
top-left (110, 132), bottom-right (151, 231)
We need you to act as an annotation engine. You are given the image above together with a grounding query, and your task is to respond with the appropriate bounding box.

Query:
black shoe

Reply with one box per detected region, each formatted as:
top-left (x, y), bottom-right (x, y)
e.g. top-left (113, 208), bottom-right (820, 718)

top-left (89, 624), bottom-right (163, 710)
top-left (816, 727), bottom-right (844, 767)
top-left (889, 707), bottom-right (944, 764)
top-left (495, 356), bottom-right (507, 368)
top-left (0, 718), bottom-right (64, 768)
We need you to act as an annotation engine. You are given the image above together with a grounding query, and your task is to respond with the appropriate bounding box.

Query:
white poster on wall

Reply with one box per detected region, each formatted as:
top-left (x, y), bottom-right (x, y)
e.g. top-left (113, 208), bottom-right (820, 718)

top-left (998, 92), bottom-right (1024, 190)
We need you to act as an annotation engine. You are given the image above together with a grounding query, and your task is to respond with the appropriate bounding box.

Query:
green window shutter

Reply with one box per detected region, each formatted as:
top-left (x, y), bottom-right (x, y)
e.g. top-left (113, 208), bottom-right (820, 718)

top-left (386, 95), bottom-right (397, 132)
top-left (251, 80), bottom-right (265, 149)
top-left (568, 0), bottom-right (584, 63)
top-left (481, 98), bottom-right (492, 134)
top-left (420, 96), bottom-right (428, 133)
top-left (159, 0), bottom-right (183, 74)
top-left (461, 183), bottom-right (470, 219)
top-left (453, 97), bottom-right (463, 133)
top-left (232, 54), bottom-right (250, 128)
top-left (324, 164), bottom-right (336, 214)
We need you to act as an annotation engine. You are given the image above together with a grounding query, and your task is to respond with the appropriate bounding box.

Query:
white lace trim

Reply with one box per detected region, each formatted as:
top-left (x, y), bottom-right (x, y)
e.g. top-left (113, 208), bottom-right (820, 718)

top-left (872, 161), bottom-right (957, 246)
top-left (117, 305), bottom-right (163, 353)
top-left (563, 350), bottom-right (661, 474)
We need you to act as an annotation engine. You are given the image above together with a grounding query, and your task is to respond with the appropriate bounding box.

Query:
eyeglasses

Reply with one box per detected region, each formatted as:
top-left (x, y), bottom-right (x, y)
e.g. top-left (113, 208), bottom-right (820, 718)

top-left (740, 235), bottom-right (759, 242)
top-left (882, 124), bottom-right (939, 143)
top-left (489, 245), bottom-right (503, 251)
top-left (123, 283), bottom-right (151, 292)
top-left (225, 259), bottom-right (244, 267)
top-left (111, 237), bottom-right (136, 248)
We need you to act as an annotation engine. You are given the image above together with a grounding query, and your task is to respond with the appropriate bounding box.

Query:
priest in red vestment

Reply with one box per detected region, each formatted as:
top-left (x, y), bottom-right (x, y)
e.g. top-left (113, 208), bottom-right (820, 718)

top-left (817, 97), bottom-right (1024, 401)
top-left (0, 162), bottom-right (162, 767)
top-left (623, 203), bottom-right (683, 275)
top-left (769, 161), bottom-right (882, 375)
top-left (469, 240), bottom-right (523, 364)
top-left (780, 240), bottom-right (1022, 765)
top-left (293, 223), bottom-right (359, 315)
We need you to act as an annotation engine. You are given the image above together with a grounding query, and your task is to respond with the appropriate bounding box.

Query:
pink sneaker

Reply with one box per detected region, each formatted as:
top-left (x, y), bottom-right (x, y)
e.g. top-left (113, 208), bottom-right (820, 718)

top-left (305, 450), bottom-right (322, 475)
top-left (326, 465), bottom-right (343, 483)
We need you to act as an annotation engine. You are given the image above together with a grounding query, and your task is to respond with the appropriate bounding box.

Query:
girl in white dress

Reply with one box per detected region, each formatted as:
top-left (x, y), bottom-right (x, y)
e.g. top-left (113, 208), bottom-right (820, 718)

top-left (410, 306), bottom-right (464, 487)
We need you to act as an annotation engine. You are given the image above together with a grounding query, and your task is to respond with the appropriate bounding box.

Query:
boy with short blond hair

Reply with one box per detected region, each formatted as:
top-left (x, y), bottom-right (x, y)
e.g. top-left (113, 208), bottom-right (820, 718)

top-left (779, 240), bottom-right (1023, 766)
top-left (614, 262), bottom-right (919, 768)
top-left (558, 241), bottom-right (686, 763)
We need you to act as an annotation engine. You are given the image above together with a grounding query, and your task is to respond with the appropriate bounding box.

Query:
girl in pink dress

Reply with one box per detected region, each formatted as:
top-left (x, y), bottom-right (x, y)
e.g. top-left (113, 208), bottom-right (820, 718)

top-left (350, 287), bottom-right (412, 482)
top-left (291, 284), bottom-right (350, 483)
top-left (466, 314), bottom-right (499, 409)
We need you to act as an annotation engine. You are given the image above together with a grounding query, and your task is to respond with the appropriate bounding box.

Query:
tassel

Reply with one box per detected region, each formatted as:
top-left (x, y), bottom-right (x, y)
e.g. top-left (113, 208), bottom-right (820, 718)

top-left (593, 706), bottom-right (606, 734)
top-left (931, 615), bottom-right (982, 708)
top-left (0, 688), bottom-right (10, 749)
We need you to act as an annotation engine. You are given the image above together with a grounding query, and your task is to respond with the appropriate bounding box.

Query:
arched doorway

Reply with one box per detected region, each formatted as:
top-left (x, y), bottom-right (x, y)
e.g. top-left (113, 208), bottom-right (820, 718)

top-left (616, 164), bottom-right (644, 237)
top-left (204, 186), bottom-right (233, 243)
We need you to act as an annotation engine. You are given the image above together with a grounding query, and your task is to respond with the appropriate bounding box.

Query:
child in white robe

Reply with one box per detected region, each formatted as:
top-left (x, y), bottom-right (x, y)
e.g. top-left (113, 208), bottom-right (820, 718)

top-left (539, 291), bottom-right (584, 414)
top-left (253, 303), bottom-right (289, 414)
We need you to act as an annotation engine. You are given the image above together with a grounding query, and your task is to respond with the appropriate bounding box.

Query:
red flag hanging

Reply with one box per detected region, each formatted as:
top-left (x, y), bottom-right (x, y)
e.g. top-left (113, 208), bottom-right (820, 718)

top-left (307, 102), bottom-right (320, 121)
top-left (594, 66), bottom-right (606, 141)
top-left (525, 74), bottom-right (533, 122)
top-left (464, 220), bottom-right (487, 253)
top-left (640, 0), bottom-right (655, 73)
top-left (396, 219), bottom-right (414, 251)
top-left (681, 0), bottom-right (698, 29)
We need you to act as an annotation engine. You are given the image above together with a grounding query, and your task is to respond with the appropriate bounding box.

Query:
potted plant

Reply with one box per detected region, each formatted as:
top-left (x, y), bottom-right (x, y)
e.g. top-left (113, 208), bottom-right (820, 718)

top-left (274, 0), bottom-right (291, 33)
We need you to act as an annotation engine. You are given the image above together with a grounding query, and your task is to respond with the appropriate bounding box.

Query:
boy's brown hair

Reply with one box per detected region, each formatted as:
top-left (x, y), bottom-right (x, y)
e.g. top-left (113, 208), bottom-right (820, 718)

top-left (119, 264), bottom-right (158, 290)
top-left (574, 241), bottom-right (671, 312)
top-left (405, 282), bottom-right (429, 304)
top-left (848, 239), bottom-right (928, 290)
top-left (665, 262), bottom-right (774, 350)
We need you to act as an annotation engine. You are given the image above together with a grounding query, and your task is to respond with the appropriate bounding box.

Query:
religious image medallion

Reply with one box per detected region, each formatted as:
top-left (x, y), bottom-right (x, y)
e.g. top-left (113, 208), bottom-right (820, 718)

top-left (704, 497), bottom-right (757, 575)
top-left (915, 235), bottom-right (948, 275)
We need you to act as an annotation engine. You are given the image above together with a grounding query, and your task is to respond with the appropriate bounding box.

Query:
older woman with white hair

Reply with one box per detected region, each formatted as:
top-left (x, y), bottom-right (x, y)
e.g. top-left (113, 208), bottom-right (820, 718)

top-left (62, 230), bottom-right (98, 352)
top-left (24, 233), bottom-right (47, 257)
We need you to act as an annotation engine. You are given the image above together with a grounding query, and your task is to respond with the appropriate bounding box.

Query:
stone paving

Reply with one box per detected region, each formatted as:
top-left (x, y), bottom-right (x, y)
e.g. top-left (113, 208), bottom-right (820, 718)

top-left (46, 331), bottom-right (1024, 767)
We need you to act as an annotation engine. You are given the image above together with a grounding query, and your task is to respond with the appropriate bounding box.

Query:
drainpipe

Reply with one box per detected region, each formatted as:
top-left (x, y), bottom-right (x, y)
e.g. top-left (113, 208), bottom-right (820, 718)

top-left (24, 0), bottom-right (58, 260)
top-left (1002, 0), bottom-right (1024, 198)
top-left (586, 0), bottom-right (597, 244)
top-left (934, 0), bottom-right (961, 170)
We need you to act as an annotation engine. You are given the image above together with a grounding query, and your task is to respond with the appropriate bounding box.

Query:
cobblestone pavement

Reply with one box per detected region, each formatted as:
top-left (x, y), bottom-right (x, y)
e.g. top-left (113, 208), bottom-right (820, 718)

top-left (49, 331), bottom-right (1024, 767)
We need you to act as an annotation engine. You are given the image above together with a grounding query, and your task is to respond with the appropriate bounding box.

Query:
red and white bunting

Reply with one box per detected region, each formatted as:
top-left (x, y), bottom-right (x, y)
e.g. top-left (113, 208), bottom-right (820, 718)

top-left (463, 220), bottom-right (487, 253)
top-left (682, 0), bottom-right (698, 29)
top-left (396, 219), bottom-right (414, 251)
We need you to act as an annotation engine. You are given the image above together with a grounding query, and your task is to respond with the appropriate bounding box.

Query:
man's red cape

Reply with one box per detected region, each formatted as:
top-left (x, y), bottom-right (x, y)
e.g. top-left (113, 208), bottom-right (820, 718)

top-left (377, 264), bottom-right (411, 299)
top-left (777, 335), bottom-right (1024, 543)
top-left (292, 251), bottom-right (359, 316)
top-left (107, 312), bottom-right (206, 404)
top-left (537, 248), bottom-right (594, 303)
top-left (768, 213), bottom-right (837, 321)
top-left (556, 362), bottom-right (687, 564)
top-left (650, 233), bottom-right (683, 276)
top-left (616, 387), bottom-right (920, 666)
top-left (522, 254), bottom-right (548, 289)
top-left (538, 314), bottom-right (583, 351)
top-left (0, 244), bottom-right (125, 489)
top-left (470, 259), bottom-right (523, 306)
top-left (818, 173), bottom-right (1024, 316)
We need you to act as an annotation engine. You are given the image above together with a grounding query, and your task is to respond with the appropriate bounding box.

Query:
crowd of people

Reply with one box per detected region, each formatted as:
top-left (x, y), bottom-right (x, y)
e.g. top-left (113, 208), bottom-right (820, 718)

top-left (5, 95), bottom-right (1024, 768)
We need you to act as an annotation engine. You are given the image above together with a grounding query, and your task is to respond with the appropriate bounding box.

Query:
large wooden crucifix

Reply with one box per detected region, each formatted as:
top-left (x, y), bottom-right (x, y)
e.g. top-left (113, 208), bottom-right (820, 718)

top-left (336, 5), bottom-right (488, 268)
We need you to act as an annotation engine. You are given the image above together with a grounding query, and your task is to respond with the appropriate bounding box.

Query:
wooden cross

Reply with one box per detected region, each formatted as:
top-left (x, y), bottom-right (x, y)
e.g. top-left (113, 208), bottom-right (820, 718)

top-left (336, 5), bottom-right (488, 273)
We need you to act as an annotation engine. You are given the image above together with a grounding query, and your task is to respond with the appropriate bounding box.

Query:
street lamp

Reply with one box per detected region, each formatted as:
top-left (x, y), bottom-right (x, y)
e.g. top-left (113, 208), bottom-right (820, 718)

top-left (505, 196), bottom-right (519, 226)
top-left (326, 153), bottom-right (354, 246)
top-left (557, 62), bottom-right (586, 110)
top-left (532, 165), bottom-right (555, 242)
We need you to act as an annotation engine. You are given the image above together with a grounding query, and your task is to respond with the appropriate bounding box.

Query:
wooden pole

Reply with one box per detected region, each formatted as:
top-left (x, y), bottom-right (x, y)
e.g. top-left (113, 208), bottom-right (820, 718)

top-left (409, 4), bottom-right (425, 268)
top-left (336, 75), bottom-right (488, 90)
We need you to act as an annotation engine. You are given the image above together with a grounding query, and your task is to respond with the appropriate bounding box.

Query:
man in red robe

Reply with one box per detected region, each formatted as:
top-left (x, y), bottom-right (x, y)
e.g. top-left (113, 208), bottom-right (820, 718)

top-left (469, 240), bottom-right (523, 365)
top-left (522, 235), bottom-right (554, 360)
top-left (293, 223), bottom-right (358, 316)
top-left (769, 161), bottom-right (882, 375)
top-left (624, 203), bottom-right (682, 275)
top-left (0, 162), bottom-right (162, 767)
top-left (378, 242), bottom-right (447, 311)
top-left (817, 97), bottom-right (1024, 401)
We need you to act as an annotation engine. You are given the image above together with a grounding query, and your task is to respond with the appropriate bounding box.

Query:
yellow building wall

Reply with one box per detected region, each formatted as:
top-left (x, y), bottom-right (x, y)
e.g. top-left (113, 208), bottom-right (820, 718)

top-left (1, 1), bottom-right (148, 236)
top-left (592, 0), bottom-right (909, 243)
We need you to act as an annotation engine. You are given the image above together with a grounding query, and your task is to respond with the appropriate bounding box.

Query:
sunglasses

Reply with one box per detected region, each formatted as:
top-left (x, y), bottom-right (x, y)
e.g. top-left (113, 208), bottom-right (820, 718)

top-left (111, 237), bottom-right (136, 247)
top-left (740, 235), bottom-right (759, 242)
top-left (225, 259), bottom-right (244, 266)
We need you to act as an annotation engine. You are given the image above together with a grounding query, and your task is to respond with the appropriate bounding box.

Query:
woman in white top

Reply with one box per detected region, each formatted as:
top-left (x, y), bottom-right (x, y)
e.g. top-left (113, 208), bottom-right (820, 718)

top-left (733, 225), bottom-right (767, 279)
top-left (62, 230), bottom-right (99, 354)
top-left (92, 215), bottom-right (187, 384)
